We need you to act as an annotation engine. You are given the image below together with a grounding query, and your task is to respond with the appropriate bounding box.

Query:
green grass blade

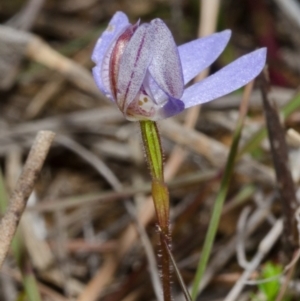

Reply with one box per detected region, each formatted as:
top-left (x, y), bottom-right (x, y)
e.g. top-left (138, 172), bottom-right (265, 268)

top-left (23, 263), bottom-right (42, 301)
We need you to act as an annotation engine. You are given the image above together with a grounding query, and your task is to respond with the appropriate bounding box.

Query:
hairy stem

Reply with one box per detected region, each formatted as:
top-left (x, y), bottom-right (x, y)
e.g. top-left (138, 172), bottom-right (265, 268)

top-left (140, 120), bottom-right (171, 301)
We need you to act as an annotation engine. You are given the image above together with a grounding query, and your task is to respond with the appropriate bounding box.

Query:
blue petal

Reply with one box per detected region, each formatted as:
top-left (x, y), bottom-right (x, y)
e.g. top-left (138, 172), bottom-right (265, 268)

top-left (92, 66), bottom-right (114, 101)
top-left (92, 12), bottom-right (129, 64)
top-left (178, 30), bottom-right (231, 84)
top-left (157, 96), bottom-right (185, 120)
top-left (148, 19), bottom-right (184, 99)
top-left (91, 12), bottom-right (129, 98)
top-left (138, 72), bottom-right (185, 120)
top-left (143, 71), bottom-right (169, 105)
top-left (181, 48), bottom-right (267, 108)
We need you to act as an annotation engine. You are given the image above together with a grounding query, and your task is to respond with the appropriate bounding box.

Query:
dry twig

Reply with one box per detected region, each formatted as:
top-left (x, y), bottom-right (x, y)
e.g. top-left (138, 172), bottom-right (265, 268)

top-left (260, 71), bottom-right (298, 258)
top-left (0, 131), bottom-right (55, 268)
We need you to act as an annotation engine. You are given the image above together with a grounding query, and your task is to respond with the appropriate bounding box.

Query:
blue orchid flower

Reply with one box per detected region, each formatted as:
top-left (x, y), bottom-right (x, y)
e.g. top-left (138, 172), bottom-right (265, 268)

top-left (92, 12), bottom-right (266, 121)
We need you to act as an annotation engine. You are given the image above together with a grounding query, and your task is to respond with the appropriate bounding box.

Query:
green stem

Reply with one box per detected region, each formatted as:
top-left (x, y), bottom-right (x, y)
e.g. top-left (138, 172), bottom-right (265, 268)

top-left (140, 121), bottom-right (164, 181)
top-left (140, 120), bottom-right (171, 301)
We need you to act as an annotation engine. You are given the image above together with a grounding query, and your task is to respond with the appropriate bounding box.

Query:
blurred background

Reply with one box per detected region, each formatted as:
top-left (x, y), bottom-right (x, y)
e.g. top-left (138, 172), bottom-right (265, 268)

top-left (0, 0), bottom-right (300, 300)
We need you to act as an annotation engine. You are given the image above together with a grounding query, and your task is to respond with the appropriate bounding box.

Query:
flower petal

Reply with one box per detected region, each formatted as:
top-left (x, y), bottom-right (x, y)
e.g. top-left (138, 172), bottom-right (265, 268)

top-left (181, 48), bottom-right (267, 108)
top-left (92, 65), bottom-right (111, 98)
top-left (91, 12), bottom-right (130, 99)
top-left (156, 96), bottom-right (185, 120)
top-left (143, 71), bottom-right (169, 105)
top-left (142, 72), bottom-right (185, 119)
top-left (178, 30), bottom-right (231, 84)
top-left (117, 23), bottom-right (155, 111)
top-left (123, 84), bottom-right (184, 121)
top-left (148, 19), bottom-right (184, 99)
top-left (91, 12), bottom-right (129, 65)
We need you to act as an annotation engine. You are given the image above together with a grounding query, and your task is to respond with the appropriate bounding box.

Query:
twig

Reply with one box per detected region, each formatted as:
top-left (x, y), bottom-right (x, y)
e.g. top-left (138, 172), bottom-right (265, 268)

top-left (236, 207), bottom-right (252, 269)
top-left (198, 0), bottom-right (221, 38)
top-left (0, 130), bottom-right (55, 268)
top-left (0, 25), bottom-right (102, 97)
top-left (260, 70), bottom-right (298, 258)
top-left (273, 0), bottom-right (300, 29)
top-left (25, 35), bottom-right (101, 97)
top-left (6, 0), bottom-right (45, 30)
top-left (0, 107), bottom-right (122, 146)
top-left (25, 33), bottom-right (100, 119)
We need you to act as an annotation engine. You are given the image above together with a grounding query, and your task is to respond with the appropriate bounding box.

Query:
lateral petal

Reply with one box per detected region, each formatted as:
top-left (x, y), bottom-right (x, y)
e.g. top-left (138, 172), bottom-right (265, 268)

top-left (182, 48), bottom-right (267, 108)
top-left (91, 12), bottom-right (130, 98)
top-left (91, 12), bottom-right (129, 64)
top-left (92, 66), bottom-right (113, 99)
top-left (178, 30), bottom-right (231, 84)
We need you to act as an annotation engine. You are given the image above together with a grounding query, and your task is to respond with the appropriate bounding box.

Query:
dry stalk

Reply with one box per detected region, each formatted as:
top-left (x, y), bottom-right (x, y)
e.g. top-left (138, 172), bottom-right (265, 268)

top-left (0, 131), bottom-right (55, 268)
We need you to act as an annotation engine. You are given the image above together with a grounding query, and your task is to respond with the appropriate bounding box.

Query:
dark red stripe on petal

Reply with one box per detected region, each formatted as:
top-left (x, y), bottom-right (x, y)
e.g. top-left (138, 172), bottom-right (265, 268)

top-left (109, 24), bottom-right (138, 99)
top-left (116, 23), bottom-right (155, 115)
top-left (122, 34), bottom-right (147, 110)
